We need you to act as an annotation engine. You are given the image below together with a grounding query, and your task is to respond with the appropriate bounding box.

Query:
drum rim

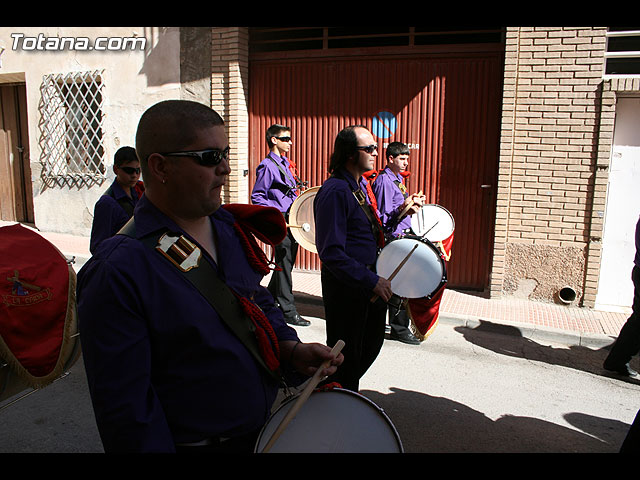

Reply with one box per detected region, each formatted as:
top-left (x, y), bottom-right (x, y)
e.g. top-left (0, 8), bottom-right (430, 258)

top-left (254, 387), bottom-right (404, 453)
top-left (411, 203), bottom-right (455, 239)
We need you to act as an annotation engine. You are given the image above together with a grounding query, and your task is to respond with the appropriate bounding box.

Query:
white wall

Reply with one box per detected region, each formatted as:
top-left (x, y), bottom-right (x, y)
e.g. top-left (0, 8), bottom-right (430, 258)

top-left (596, 96), bottom-right (640, 313)
top-left (0, 27), bottom-right (183, 235)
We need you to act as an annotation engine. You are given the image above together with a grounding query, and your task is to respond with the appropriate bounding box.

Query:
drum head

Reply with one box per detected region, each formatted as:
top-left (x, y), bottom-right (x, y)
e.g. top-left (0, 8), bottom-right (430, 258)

top-left (376, 236), bottom-right (446, 299)
top-left (255, 389), bottom-right (403, 453)
top-left (288, 186), bottom-right (319, 253)
top-left (411, 204), bottom-right (455, 242)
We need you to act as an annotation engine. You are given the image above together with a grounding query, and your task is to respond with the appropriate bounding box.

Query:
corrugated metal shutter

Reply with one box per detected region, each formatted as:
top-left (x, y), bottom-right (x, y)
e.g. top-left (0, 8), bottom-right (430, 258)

top-left (249, 52), bottom-right (502, 290)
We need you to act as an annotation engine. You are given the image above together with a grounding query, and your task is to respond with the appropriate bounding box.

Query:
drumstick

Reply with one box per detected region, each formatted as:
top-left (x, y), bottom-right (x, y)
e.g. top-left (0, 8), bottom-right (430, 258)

top-left (422, 220), bottom-right (439, 238)
top-left (286, 223), bottom-right (311, 232)
top-left (260, 340), bottom-right (345, 453)
top-left (370, 243), bottom-right (419, 303)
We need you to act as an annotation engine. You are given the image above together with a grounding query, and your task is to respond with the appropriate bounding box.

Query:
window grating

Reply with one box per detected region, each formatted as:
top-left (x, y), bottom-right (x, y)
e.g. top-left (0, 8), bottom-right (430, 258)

top-left (605, 28), bottom-right (640, 76)
top-left (38, 70), bottom-right (106, 188)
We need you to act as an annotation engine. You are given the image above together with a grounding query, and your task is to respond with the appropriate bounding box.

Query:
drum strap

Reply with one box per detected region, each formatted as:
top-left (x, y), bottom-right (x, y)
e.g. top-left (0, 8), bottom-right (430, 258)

top-left (105, 185), bottom-right (136, 217)
top-left (268, 154), bottom-right (305, 197)
top-left (117, 218), bottom-right (286, 386)
top-left (329, 172), bottom-right (385, 247)
top-left (352, 189), bottom-right (385, 248)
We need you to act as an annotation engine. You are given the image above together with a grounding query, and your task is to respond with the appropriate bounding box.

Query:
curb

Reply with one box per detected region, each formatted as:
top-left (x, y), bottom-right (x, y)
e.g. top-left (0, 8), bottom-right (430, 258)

top-left (437, 313), bottom-right (615, 349)
top-left (293, 292), bottom-right (615, 349)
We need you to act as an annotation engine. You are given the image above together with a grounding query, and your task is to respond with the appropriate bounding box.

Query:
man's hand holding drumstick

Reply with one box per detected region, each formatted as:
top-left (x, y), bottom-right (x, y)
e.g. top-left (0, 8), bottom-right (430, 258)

top-left (398, 191), bottom-right (425, 220)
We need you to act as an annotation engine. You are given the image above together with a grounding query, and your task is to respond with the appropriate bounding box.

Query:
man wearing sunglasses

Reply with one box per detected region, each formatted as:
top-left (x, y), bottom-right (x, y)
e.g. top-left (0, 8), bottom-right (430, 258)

top-left (251, 124), bottom-right (310, 327)
top-left (77, 100), bottom-right (342, 453)
top-left (314, 125), bottom-right (393, 392)
top-left (89, 146), bottom-right (145, 254)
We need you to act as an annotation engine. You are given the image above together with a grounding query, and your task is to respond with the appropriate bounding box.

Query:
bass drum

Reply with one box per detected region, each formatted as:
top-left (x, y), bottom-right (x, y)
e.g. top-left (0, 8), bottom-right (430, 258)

top-left (0, 223), bottom-right (82, 408)
top-left (287, 186), bottom-right (319, 253)
top-left (255, 388), bottom-right (403, 453)
top-left (376, 235), bottom-right (447, 300)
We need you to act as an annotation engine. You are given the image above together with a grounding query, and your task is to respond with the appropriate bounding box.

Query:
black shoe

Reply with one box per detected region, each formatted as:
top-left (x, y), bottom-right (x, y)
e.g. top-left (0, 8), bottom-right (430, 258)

top-left (389, 331), bottom-right (421, 345)
top-left (603, 361), bottom-right (639, 379)
top-left (286, 314), bottom-right (310, 327)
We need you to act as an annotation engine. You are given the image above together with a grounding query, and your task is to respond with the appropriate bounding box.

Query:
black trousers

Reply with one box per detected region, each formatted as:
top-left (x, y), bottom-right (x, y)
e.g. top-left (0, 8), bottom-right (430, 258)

top-left (388, 300), bottom-right (411, 337)
top-left (621, 408), bottom-right (640, 453)
top-left (267, 230), bottom-right (299, 320)
top-left (320, 265), bottom-right (388, 392)
top-left (605, 265), bottom-right (640, 367)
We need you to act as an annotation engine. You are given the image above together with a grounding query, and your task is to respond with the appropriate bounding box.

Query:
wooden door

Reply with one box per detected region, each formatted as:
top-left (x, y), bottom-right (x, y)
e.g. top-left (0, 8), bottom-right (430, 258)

top-left (0, 84), bottom-right (33, 223)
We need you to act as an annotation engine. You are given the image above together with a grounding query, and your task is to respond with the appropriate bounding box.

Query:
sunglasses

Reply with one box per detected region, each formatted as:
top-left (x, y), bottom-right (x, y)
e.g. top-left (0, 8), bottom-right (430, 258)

top-left (120, 166), bottom-right (141, 175)
top-left (356, 144), bottom-right (378, 154)
top-left (161, 146), bottom-right (230, 167)
top-left (274, 136), bottom-right (292, 142)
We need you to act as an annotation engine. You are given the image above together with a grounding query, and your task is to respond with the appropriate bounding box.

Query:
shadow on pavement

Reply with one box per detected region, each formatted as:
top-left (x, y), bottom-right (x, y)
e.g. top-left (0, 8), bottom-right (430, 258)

top-left (453, 320), bottom-right (640, 383)
top-left (361, 387), bottom-right (628, 453)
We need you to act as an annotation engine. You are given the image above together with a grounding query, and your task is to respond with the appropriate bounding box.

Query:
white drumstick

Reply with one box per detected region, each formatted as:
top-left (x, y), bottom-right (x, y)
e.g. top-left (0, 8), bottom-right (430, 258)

top-left (287, 223), bottom-right (311, 232)
top-left (260, 340), bottom-right (345, 453)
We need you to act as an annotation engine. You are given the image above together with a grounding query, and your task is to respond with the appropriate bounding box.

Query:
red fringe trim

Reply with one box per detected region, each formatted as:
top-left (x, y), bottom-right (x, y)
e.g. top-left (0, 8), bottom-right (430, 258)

top-left (234, 293), bottom-right (280, 372)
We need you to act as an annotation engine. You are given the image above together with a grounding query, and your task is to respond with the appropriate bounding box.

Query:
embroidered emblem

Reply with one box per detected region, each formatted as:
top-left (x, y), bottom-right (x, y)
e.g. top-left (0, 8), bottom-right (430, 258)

top-left (156, 233), bottom-right (201, 272)
top-left (3, 270), bottom-right (52, 307)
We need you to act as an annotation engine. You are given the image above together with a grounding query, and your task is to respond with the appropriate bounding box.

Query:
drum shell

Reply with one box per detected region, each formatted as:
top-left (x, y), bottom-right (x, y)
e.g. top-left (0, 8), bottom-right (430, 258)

top-left (255, 388), bottom-right (403, 453)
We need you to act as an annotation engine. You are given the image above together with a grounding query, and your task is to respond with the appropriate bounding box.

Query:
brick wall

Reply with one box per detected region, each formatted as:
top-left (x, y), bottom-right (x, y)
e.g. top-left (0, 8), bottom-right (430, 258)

top-left (211, 27), bottom-right (250, 204)
top-left (491, 27), bottom-right (609, 305)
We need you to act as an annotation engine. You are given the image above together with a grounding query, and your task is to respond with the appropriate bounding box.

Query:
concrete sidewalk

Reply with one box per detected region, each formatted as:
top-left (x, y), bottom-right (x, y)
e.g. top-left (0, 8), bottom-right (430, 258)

top-left (30, 226), bottom-right (629, 348)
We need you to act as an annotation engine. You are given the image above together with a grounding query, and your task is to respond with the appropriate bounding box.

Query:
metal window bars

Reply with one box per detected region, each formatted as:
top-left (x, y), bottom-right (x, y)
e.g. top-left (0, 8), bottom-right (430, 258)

top-left (38, 70), bottom-right (106, 188)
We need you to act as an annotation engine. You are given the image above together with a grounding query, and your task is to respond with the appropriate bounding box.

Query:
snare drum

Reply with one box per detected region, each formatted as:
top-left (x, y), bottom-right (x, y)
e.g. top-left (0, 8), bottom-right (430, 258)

top-left (375, 235), bottom-right (447, 300)
top-left (255, 388), bottom-right (403, 453)
top-left (411, 204), bottom-right (454, 242)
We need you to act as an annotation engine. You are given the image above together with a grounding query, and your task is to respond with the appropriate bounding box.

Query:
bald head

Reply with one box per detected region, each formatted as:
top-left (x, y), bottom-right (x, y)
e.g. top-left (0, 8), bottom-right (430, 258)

top-left (135, 100), bottom-right (224, 174)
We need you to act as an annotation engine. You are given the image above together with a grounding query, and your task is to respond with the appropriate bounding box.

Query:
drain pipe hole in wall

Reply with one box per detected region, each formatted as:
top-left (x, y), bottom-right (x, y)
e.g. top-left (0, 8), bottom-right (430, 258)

top-left (558, 286), bottom-right (577, 305)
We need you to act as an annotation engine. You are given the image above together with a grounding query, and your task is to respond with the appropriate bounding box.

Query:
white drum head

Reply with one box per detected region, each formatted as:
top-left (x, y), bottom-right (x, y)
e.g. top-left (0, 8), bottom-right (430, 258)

top-left (288, 186), bottom-right (319, 253)
top-left (411, 204), bottom-right (455, 242)
top-left (376, 236), bottom-right (445, 299)
top-left (255, 389), bottom-right (403, 453)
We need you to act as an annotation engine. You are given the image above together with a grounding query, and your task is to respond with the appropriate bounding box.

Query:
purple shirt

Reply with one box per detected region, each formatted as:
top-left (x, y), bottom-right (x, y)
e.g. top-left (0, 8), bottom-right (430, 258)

top-left (313, 168), bottom-right (380, 290)
top-left (89, 179), bottom-right (141, 254)
top-left (77, 195), bottom-right (301, 452)
top-left (371, 167), bottom-right (411, 238)
top-left (251, 153), bottom-right (299, 213)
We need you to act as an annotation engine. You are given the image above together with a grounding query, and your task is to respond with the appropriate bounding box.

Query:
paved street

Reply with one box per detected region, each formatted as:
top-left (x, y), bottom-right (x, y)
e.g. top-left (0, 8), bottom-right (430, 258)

top-left (2, 295), bottom-right (639, 453)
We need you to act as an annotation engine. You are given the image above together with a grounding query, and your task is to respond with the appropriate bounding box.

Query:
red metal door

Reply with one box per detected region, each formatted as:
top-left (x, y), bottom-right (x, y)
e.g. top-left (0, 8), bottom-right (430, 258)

top-left (249, 53), bottom-right (502, 290)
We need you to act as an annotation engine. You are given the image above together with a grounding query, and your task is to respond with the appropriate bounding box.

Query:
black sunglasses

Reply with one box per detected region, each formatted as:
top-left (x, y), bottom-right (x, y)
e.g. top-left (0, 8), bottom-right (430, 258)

top-left (161, 146), bottom-right (230, 167)
top-left (356, 144), bottom-right (378, 154)
top-left (120, 166), bottom-right (141, 175)
top-left (274, 136), bottom-right (292, 142)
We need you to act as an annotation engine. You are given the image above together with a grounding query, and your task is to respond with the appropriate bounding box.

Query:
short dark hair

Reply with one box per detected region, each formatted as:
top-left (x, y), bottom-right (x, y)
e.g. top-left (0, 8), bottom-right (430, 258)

top-left (135, 100), bottom-right (224, 168)
top-left (386, 141), bottom-right (409, 160)
top-left (265, 124), bottom-right (290, 149)
top-left (328, 125), bottom-right (366, 174)
top-left (113, 146), bottom-right (138, 167)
